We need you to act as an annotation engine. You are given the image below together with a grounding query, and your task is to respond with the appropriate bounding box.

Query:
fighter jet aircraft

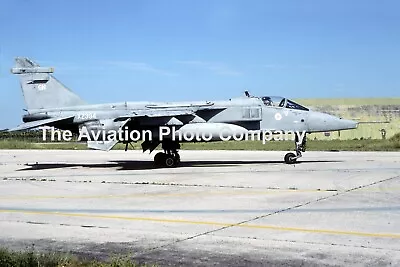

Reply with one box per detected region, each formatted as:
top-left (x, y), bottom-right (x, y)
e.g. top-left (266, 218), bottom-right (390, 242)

top-left (9, 57), bottom-right (358, 166)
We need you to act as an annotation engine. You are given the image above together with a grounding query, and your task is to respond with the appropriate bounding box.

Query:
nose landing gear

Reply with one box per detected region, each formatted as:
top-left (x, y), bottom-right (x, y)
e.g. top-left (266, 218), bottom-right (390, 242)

top-left (284, 134), bottom-right (307, 164)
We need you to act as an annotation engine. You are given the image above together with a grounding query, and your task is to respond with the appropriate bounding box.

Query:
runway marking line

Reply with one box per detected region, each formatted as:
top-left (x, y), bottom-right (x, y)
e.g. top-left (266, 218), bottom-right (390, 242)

top-left (0, 189), bottom-right (335, 200)
top-left (1, 186), bottom-right (399, 201)
top-left (0, 209), bottom-right (399, 239)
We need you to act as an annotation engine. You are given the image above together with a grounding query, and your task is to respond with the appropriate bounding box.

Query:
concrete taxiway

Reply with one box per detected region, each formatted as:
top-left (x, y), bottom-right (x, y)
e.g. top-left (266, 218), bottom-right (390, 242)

top-left (0, 149), bottom-right (399, 266)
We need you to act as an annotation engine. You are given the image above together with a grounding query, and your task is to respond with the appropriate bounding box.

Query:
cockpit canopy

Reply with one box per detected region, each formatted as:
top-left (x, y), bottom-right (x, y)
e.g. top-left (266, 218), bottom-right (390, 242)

top-left (261, 96), bottom-right (309, 111)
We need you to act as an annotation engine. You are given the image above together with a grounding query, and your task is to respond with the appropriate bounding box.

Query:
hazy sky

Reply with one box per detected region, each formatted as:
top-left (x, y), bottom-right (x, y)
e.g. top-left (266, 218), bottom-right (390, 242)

top-left (0, 0), bottom-right (399, 128)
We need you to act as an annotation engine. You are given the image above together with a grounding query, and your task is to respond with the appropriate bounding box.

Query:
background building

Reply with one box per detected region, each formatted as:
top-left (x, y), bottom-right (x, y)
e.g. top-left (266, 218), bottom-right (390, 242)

top-left (296, 98), bottom-right (400, 140)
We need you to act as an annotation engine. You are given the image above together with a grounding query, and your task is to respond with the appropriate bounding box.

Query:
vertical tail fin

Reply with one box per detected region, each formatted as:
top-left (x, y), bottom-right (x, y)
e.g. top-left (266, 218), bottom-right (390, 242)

top-left (11, 57), bottom-right (86, 110)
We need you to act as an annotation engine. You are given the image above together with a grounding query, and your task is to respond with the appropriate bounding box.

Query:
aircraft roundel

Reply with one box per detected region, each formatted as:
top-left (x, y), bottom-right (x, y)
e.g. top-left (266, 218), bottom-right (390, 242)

top-left (275, 113), bottom-right (282, 120)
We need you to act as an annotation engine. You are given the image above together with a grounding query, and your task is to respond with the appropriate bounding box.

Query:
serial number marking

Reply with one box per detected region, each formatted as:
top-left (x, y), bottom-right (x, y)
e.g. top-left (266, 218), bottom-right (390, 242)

top-left (77, 113), bottom-right (96, 120)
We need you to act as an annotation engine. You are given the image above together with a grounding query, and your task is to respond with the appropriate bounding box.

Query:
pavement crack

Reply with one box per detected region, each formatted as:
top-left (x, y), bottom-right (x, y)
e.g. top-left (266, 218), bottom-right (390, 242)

top-left (26, 221), bottom-right (48, 225)
top-left (6, 219), bottom-right (110, 230)
top-left (0, 178), bottom-right (340, 191)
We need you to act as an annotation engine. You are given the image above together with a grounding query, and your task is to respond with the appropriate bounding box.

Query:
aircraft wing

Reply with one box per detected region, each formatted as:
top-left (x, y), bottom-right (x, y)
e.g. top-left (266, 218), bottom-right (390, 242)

top-left (115, 110), bottom-right (196, 121)
top-left (8, 115), bottom-right (75, 132)
top-left (93, 107), bottom-right (227, 151)
top-left (115, 107), bottom-right (226, 122)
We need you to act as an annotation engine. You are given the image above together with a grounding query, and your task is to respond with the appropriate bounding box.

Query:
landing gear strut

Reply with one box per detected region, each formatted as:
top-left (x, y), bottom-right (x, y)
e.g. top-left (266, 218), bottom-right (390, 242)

top-left (154, 140), bottom-right (181, 168)
top-left (284, 134), bottom-right (307, 164)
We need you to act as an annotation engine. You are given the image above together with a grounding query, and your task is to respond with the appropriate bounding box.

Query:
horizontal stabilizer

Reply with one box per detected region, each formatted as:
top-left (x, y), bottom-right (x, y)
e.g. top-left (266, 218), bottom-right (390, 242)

top-left (8, 116), bottom-right (74, 132)
top-left (87, 140), bottom-right (118, 151)
top-left (86, 118), bottom-right (130, 151)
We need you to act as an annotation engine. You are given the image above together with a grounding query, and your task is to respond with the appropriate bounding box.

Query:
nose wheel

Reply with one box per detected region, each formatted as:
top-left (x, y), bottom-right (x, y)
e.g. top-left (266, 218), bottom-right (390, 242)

top-left (284, 134), bottom-right (307, 164)
top-left (284, 152), bottom-right (297, 164)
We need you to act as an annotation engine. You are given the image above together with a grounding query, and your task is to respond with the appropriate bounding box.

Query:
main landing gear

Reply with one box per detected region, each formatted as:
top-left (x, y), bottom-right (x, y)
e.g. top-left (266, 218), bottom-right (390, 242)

top-left (154, 140), bottom-right (181, 168)
top-left (284, 134), bottom-right (307, 164)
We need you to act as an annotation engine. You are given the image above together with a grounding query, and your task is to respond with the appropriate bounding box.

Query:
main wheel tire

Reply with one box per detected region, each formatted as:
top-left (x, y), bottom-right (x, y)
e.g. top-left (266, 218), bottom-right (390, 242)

top-left (164, 155), bottom-right (176, 168)
top-left (174, 153), bottom-right (181, 164)
top-left (154, 152), bottom-right (166, 166)
top-left (284, 152), bottom-right (297, 164)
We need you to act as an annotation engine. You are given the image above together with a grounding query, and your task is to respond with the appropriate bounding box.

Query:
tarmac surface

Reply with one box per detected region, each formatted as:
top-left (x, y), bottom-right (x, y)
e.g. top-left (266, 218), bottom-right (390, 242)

top-left (0, 149), bottom-right (399, 266)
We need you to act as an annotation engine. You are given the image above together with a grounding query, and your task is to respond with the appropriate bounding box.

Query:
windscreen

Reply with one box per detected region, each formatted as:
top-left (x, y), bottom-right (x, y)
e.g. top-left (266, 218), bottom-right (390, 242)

top-left (285, 99), bottom-right (309, 111)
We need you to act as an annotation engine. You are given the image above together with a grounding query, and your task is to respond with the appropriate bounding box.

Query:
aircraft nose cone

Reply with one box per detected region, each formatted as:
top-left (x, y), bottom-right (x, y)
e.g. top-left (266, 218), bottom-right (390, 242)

top-left (307, 112), bottom-right (358, 132)
top-left (339, 118), bottom-right (358, 130)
